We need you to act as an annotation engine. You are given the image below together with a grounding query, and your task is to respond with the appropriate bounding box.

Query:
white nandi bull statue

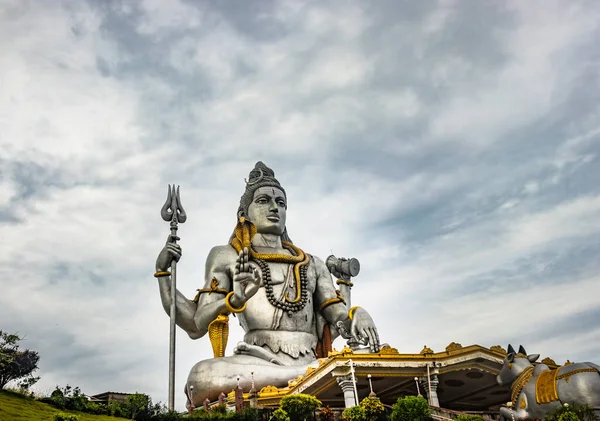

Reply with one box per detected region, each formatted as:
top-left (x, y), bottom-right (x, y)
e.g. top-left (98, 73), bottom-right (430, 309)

top-left (496, 344), bottom-right (600, 420)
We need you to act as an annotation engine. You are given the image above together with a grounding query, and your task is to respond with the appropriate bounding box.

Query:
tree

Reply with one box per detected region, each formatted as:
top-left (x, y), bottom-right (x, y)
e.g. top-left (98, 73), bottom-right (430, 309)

top-left (125, 393), bottom-right (152, 420)
top-left (360, 397), bottom-right (385, 421)
top-left (342, 406), bottom-right (366, 421)
top-left (280, 394), bottom-right (322, 421)
top-left (0, 330), bottom-right (40, 389)
top-left (390, 396), bottom-right (431, 421)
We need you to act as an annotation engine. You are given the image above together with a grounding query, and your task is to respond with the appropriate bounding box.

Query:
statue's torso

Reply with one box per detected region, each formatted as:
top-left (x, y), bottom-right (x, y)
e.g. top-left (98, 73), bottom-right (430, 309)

top-left (237, 259), bottom-right (317, 334)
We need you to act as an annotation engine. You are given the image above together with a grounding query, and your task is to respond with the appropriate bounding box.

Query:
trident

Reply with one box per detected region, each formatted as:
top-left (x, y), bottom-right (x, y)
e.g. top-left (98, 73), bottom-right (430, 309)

top-left (161, 185), bottom-right (187, 411)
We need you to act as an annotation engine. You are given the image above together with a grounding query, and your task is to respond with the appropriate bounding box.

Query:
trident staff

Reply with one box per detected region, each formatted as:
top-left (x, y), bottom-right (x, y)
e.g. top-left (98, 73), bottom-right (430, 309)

top-left (160, 185), bottom-right (187, 411)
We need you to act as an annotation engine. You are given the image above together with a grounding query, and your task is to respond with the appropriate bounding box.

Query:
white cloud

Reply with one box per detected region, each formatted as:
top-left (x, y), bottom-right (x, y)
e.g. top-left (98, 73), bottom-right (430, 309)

top-left (1, 0), bottom-right (599, 412)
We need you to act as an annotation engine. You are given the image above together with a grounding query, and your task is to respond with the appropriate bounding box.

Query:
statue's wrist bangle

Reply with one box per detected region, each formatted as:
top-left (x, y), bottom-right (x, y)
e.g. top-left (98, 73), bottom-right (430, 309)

top-left (154, 271), bottom-right (171, 278)
top-left (225, 292), bottom-right (247, 313)
top-left (348, 306), bottom-right (361, 320)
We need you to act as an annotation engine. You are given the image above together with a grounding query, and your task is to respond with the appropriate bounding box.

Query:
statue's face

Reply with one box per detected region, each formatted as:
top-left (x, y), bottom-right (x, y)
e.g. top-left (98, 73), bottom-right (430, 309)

top-left (247, 186), bottom-right (287, 235)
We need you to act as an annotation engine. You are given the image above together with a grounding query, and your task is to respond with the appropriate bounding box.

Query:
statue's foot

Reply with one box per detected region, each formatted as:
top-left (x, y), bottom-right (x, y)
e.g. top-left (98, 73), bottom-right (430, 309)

top-left (234, 341), bottom-right (285, 365)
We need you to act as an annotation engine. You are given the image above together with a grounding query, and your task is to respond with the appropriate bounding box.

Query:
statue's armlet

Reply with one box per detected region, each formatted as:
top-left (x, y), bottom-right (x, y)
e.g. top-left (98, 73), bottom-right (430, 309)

top-left (195, 245), bottom-right (234, 306)
top-left (193, 246), bottom-right (236, 334)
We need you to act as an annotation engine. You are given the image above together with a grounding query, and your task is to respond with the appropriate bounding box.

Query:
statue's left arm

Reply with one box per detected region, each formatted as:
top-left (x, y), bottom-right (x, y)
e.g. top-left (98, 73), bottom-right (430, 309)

top-left (312, 256), bottom-right (380, 352)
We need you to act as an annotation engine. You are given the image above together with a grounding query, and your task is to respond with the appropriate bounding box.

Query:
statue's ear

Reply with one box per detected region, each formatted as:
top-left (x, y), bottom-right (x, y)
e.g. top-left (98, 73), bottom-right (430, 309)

top-left (519, 345), bottom-right (527, 355)
top-left (527, 354), bottom-right (540, 363)
top-left (507, 344), bottom-right (516, 354)
top-left (507, 352), bottom-right (515, 363)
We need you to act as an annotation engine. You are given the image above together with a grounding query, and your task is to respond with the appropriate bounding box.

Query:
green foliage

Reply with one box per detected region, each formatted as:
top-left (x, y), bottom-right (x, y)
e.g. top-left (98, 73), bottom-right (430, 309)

top-left (559, 413), bottom-right (581, 421)
top-left (455, 416), bottom-right (486, 421)
top-left (272, 408), bottom-right (291, 421)
top-left (544, 404), bottom-right (600, 421)
top-left (342, 406), bottom-right (366, 421)
top-left (318, 406), bottom-right (334, 421)
top-left (212, 404), bottom-right (228, 415)
top-left (391, 396), bottom-right (431, 421)
top-left (0, 330), bottom-right (40, 390)
top-left (50, 385), bottom-right (88, 412)
top-left (187, 406), bottom-right (260, 421)
top-left (455, 416), bottom-right (485, 421)
top-left (280, 394), bottom-right (322, 421)
top-left (0, 389), bottom-right (128, 421)
top-left (360, 397), bottom-right (385, 421)
top-left (53, 413), bottom-right (80, 421)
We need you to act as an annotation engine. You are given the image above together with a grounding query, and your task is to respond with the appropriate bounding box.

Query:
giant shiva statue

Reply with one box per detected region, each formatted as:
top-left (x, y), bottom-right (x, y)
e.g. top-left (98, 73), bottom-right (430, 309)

top-left (154, 162), bottom-right (379, 409)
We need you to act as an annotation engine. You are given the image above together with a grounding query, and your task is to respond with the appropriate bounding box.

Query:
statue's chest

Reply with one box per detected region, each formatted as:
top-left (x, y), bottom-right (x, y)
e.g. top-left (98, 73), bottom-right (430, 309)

top-left (263, 261), bottom-right (292, 286)
top-left (240, 260), bottom-right (317, 331)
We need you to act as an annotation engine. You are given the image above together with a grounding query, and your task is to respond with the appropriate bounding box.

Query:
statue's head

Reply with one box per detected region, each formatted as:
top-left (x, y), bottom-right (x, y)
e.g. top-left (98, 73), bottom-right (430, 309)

top-left (237, 162), bottom-right (291, 240)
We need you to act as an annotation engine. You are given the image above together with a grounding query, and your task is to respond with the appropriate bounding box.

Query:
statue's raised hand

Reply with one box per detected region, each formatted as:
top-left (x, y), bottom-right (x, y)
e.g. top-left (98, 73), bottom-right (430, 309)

top-left (155, 234), bottom-right (182, 272)
top-left (232, 247), bottom-right (261, 306)
top-left (351, 308), bottom-right (380, 353)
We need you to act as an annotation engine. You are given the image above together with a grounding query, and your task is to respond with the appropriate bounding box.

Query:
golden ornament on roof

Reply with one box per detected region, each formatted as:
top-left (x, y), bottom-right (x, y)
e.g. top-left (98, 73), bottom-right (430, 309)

top-left (446, 342), bottom-right (463, 352)
top-left (420, 345), bottom-right (434, 355)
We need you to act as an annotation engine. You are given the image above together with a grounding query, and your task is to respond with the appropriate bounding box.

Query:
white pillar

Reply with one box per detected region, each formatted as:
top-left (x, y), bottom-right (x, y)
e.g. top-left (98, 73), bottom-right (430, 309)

top-left (419, 375), bottom-right (440, 407)
top-left (337, 375), bottom-right (357, 408)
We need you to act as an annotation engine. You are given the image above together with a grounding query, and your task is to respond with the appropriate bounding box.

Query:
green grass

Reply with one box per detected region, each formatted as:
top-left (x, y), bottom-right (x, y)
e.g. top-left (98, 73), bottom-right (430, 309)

top-left (0, 389), bottom-right (128, 421)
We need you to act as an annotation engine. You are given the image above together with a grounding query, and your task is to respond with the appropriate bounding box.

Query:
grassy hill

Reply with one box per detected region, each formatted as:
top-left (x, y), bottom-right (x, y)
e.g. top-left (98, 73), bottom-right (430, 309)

top-left (0, 389), bottom-right (128, 421)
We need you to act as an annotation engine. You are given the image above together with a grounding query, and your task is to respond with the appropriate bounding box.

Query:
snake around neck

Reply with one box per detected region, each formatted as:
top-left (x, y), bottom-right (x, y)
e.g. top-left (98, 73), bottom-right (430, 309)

top-left (230, 218), bottom-right (311, 315)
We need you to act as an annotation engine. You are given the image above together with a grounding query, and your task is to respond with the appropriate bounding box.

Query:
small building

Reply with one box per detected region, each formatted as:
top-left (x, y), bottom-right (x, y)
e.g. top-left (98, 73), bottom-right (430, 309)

top-left (88, 391), bottom-right (132, 404)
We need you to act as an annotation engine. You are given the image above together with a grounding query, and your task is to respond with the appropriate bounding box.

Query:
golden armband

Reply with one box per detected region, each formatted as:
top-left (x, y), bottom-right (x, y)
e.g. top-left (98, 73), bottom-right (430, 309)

top-left (154, 271), bottom-right (171, 278)
top-left (225, 292), bottom-right (247, 313)
top-left (319, 290), bottom-right (346, 311)
top-left (348, 306), bottom-right (361, 320)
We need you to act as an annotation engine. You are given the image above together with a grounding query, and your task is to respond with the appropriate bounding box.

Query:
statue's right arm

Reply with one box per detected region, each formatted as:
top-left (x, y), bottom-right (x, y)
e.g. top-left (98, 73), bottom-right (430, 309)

top-left (155, 240), bottom-right (233, 340)
top-left (192, 246), bottom-right (237, 336)
top-left (156, 275), bottom-right (204, 340)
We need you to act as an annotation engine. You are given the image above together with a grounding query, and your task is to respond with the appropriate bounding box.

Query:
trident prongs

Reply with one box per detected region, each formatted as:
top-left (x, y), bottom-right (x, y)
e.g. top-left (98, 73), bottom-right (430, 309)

top-left (161, 185), bottom-right (187, 224)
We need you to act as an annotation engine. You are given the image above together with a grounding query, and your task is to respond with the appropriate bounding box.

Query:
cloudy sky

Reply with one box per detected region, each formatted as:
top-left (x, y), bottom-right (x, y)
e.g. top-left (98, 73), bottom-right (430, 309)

top-left (1, 0), bottom-right (599, 411)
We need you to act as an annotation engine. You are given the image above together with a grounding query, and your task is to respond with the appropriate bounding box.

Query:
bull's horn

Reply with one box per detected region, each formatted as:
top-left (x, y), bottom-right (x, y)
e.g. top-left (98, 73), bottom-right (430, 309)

top-left (507, 344), bottom-right (516, 354)
top-left (518, 345), bottom-right (527, 355)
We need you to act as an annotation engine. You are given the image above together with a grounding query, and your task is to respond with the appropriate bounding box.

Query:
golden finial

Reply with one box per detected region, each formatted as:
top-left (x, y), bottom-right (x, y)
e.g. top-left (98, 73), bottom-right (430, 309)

top-left (420, 345), bottom-right (434, 355)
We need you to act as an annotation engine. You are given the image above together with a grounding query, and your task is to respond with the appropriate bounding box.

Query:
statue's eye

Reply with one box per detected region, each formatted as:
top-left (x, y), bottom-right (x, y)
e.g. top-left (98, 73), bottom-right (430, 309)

top-left (277, 200), bottom-right (286, 207)
top-left (257, 198), bottom-right (268, 204)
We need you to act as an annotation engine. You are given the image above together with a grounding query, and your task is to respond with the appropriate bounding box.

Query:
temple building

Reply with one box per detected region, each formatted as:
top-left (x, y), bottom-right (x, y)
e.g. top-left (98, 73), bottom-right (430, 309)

top-left (228, 343), bottom-right (559, 414)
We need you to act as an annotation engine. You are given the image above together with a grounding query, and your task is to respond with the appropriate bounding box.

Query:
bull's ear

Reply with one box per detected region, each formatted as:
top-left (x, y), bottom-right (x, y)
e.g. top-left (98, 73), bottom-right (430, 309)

top-left (507, 352), bottom-right (515, 363)
top-left (527, 354), bottom-right (540, 363)
top-left (519, 345), bottom-right (527, 355)
top-left (507, 344), bottom-right (516, 354)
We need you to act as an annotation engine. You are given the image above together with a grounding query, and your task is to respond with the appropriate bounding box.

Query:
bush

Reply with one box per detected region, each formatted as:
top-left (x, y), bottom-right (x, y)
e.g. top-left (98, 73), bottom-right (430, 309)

top-left (343, 406), bottom-right (366, 421)
top-left (273, 408), bottom-right (291, 421)
top-left (455, 416), bottom-right (485, 421)
top-left (52, 413), bottom-right (79, 421)
top-left (84, 402), bottom-right (107, 415)
top-left (544, 404), bottom-right (599, 421)
top-left (319, 406), bottom-right (335, 421)
top-left (49, 385), bottom-right (87, 412)
top-left (360, 397), bottom-right (385, 421)
top-left (559, 414), bottom-right (581, 421)
top-left (280, 394), bottom-right (322, 421)
top-left (391, 396), bottom-right (431, 421)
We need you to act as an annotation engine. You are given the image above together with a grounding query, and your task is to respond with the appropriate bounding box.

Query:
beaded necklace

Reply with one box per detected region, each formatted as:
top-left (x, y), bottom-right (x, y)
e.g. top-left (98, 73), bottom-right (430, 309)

top-left (254, 248), bottom-right (309, 316)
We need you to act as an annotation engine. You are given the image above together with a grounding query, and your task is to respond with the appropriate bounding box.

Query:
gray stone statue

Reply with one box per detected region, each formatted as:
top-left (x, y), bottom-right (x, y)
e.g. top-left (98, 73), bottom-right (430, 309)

top-left (497, 345), bottom-right (600, 420)
top-left (154, 162), bottom-right (380, 409)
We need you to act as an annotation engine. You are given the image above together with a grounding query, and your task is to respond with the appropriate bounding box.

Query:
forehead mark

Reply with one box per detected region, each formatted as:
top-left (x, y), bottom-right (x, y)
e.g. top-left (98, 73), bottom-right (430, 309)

top-left (253, 186), bottom-right (284, 199)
